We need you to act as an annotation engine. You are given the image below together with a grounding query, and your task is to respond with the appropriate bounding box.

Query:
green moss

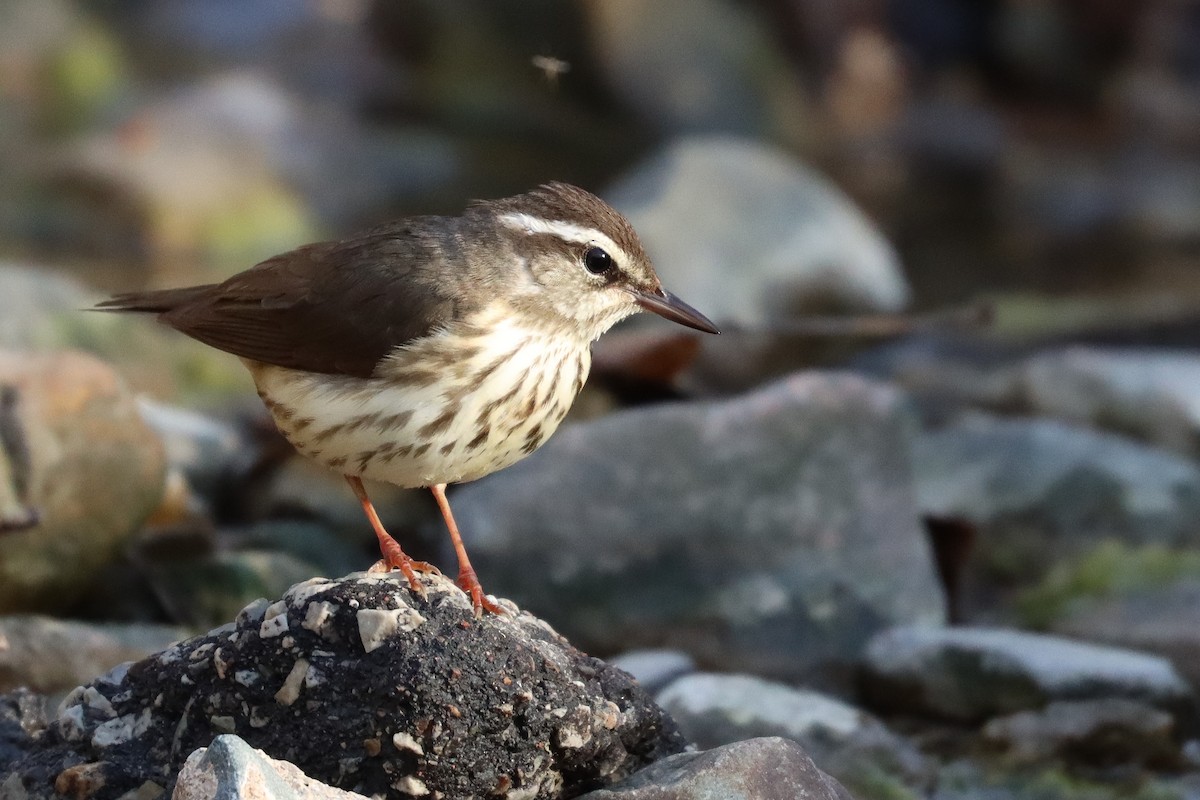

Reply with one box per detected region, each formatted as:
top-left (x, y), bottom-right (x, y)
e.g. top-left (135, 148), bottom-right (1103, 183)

top-left (1016, 540), bottom-right (1200, 629)
top-left (938, 762), bottom-right (1184, 800)
top-left (1022, 767), bottom-right (1181, 800)
top-left (200, 183), bottom-right (321, 268)
top-left (840, 764), bottom-right (923, 800)
top-left (43, 22), bottom-right (125, 131)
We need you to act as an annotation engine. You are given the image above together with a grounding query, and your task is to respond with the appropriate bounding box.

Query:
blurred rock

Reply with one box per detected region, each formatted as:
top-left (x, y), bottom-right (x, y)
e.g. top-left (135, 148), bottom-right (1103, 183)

top-left (582, 0), bottom-right (814, 145)
top-left (1023, 347), bottom-right (1200, 457)
top-left (982, 699), bottom-right (1180, 768)
top-left (914, 413), bottom-right (1200, 590)
top-left (230, 519), bottom-right (367, 582)
top-left (854, 335), bottom-right (1026, 420)
top-left (861, 626), bottom-right (1196, 725)
top-left (143, 550), bottom-right (320, 630)
top-left (264, 457), bottom-right (435, 556)
top-left (1003, 145), bottom-right (1200, 247)
top-left (610, 650), bottom-right (696, 695)
top-left (175, 735), bottom-right (368, 800)
top-left (6, 572), bottom-right (683, 799)
top-left (866, 341), bottom-right (1200, 453)
top-left (608, 137), bottom-right (908, 326)
top-left (452, 372), bottom-right (944, 691)
top-left (577, 737), bottom-right (854, 800)
top-left (0, 349), bottom-right (166, 613)
top-left (0, 0), bottom-right (124, 136)
top-left (0, 616), bottom-right (182, 694)
top-left (656, 673), bottom-right (929, 796)
top-left (53, 72), bottom-right (460, 272)
top-left (135, 400), bottom-right (251, 510)
top-left (1050, 579), bottom-right (1200, 690)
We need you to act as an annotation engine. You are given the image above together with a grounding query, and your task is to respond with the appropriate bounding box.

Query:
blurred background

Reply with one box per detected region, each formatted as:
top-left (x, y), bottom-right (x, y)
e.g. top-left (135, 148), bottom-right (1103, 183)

top-left (4, 1), bottom-right (1200, 798)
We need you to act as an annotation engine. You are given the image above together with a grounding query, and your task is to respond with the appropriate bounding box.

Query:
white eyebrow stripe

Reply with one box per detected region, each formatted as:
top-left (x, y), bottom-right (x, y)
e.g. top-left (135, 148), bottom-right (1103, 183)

top-left (497, 212), bottom-right (627, 261)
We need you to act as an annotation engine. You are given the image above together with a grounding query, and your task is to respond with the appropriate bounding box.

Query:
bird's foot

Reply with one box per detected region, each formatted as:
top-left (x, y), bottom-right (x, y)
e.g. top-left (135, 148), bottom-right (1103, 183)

top-left (369, 546), bottom-right (440, 596)
top-left (457, 567), bottom-right (504, 617)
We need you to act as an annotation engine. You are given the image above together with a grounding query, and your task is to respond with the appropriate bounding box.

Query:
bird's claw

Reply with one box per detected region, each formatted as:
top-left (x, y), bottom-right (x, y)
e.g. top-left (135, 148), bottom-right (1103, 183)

top-left (457, 568), bottom-right (504, 617)
top-left (370, 555), bottom-right (440, 597)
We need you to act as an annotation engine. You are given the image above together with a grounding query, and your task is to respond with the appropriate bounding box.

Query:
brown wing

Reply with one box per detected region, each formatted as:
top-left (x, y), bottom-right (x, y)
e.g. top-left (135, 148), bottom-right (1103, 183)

top-left (97, 221), bottom-right (467, 378)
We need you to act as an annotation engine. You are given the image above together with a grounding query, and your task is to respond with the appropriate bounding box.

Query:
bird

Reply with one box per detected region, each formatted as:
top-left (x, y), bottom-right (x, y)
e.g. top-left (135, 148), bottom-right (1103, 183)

top-left (97, 182), bottom-right (719, 615)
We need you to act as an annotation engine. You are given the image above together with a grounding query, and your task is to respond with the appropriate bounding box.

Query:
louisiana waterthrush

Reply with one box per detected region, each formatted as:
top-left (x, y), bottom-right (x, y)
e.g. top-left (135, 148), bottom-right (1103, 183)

top-left (99, 183), bottom-right (718, 614)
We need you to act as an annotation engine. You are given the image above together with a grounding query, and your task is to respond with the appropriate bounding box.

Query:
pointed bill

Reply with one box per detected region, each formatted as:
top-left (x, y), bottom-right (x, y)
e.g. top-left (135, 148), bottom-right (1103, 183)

top-left (628, 287), bottom-right (719, 334)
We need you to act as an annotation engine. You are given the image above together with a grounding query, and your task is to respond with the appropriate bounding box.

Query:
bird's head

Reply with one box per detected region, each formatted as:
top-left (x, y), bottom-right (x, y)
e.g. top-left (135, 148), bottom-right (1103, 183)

top-left (476, 182), bottom-right (719, 342)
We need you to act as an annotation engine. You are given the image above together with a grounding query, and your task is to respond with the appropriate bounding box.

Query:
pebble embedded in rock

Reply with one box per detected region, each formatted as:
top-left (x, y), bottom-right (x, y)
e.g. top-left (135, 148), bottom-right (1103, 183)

top-left (174, 734), bottom-right (369, 800)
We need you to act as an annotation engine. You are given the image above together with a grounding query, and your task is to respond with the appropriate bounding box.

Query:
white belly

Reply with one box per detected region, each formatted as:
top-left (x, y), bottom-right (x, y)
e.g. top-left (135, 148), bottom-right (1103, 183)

top-left (246, 317), bottom-right (590, 487)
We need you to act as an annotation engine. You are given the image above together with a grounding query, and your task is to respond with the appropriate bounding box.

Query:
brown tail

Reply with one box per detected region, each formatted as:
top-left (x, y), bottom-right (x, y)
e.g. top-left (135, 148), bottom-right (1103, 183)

top-left (93, 286), bottom-right (215, 314)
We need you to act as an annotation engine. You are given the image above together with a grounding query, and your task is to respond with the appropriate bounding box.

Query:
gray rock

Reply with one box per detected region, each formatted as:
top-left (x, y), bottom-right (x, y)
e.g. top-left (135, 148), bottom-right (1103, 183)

top-left (862, 625), bottom-right (1196, 724)
top-left (1023, 347), bottom-right (1200, 457)
top-left (607, 136), bottom-right (910, 327)
top-left (174, 735), bottom-right (369, 800)
top-left (1051, 579), bottom-right (1200, 689)
top-left (611, 650), bottom-right (697, 695)
top-left (452, 372), bottom-right (944, 690)
top-left (914, 413), bottom-right (1200, 583)
top-left (981, 699), bottom-right (1180, 768)
top-left (656, 673), bottom-right (928, 794)
top-left (576, 737), bottom-right (854, 800)
top-left (0, 616), bottom-right (182, 694)
top-left (856, 335), bottom-right (1026, 415)
top-left (7, 572), bottom-right (683, 799)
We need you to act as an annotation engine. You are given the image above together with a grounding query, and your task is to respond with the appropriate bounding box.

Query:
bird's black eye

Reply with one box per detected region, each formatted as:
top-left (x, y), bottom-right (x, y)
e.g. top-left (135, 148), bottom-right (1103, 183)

top-left (583, 246), bottom-right (614, 275)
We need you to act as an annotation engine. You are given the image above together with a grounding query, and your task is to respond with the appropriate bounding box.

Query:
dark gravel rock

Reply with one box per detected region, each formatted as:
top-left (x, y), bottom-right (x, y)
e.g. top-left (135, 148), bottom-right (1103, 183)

top-left (576, 736), bottom-right (855, 800)
top-left (0, 689), bottom-right (47, 777)
top-left (3, 572), bottom-right (684, 800)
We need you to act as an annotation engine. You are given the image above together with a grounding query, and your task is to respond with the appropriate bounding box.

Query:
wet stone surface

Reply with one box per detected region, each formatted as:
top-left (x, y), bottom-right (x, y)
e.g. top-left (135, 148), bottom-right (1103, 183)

top-left (3, 573), bottom-right (684, 800)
